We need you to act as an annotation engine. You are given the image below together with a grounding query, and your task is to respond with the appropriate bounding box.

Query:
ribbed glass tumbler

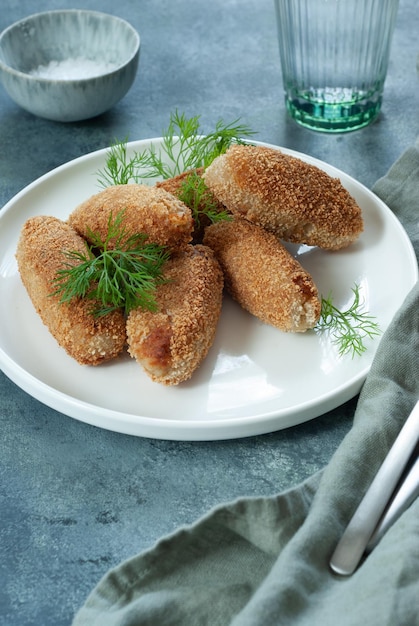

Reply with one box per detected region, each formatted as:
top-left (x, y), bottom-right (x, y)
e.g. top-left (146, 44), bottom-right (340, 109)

top-left (274, 0), bottom-right (399, 132)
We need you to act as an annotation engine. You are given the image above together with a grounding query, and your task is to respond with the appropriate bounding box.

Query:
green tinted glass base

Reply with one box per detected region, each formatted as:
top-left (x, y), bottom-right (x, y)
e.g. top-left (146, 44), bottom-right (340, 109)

top-left (285, 94), bottom-right (382, 133)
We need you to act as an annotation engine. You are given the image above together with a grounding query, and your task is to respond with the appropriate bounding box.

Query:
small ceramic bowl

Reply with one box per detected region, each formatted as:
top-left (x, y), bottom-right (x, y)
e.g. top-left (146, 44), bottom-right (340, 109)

top-left (0, 10), bottom-right (140, 122)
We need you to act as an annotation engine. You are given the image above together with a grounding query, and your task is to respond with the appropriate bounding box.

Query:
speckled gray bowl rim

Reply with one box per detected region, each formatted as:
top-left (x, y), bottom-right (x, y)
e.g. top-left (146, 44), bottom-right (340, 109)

top-left (0, 9), bottom-right (140, 84)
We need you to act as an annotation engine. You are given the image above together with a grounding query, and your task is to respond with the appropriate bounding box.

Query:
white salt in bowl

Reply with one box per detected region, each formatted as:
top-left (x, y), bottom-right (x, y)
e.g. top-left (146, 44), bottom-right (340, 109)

top-left (0, 10), bottom-right (140, 122)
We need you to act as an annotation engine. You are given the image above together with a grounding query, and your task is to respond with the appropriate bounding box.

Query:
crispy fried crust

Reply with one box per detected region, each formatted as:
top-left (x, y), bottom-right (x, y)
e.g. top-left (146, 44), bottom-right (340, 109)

top-left (203, 218), bottom-right (321, 332)
top-left (126, 244), bottom-right (224, 385)
top-left (203, 144), bottom-right (363, 250)
top-left (16, 216), bottom-right (126, 365)
top-left (68, 184), bottom-right (193, 251)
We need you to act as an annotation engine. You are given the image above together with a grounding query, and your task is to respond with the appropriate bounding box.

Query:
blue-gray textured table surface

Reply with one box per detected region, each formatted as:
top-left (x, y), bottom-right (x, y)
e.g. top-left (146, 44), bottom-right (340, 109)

top-left (0, 1), bottom-right (418, 625)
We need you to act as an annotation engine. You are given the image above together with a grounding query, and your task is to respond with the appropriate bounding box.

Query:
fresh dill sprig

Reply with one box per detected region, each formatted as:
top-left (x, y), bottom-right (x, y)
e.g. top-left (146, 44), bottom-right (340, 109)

top-left (158, 111), bottom-right (255, 176)
top-left (96, 137), bottom-right (146, 188)
top-left (96, 110), bottom-right (255, 186)
top-left (177, 170), bottom-right (232, 229)
top-left (52, 211), bottom-right (170, 317)
top-left (315, 284), bottom-right (381, 357)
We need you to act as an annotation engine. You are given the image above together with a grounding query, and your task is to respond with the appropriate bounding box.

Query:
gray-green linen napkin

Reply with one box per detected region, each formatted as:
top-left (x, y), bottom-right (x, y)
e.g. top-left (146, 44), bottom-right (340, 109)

top-left (72, 141), bottom-right (419, 626)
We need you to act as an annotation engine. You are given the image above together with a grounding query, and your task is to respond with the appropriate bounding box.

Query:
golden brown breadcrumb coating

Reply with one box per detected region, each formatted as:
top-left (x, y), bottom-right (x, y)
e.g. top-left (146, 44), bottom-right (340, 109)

top-left (203, 144), bottom-right (363, 250)
top-left (203, 218), bottom-right (321, 332)
top-left (16, 216), bottom-right (126, 365)
top-left (68, 184), bottom-right (193, 251)
top-left (157, 168), bottom-right (227, 243)
top-left (126, 244), bottom-right (224, 385)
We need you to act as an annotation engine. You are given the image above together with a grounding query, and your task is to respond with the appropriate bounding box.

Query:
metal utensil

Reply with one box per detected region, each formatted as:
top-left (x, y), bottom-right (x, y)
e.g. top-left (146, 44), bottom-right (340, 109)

top-left (366, 447), bottom-right (419, 551)
top-left (329, 400), bottom-right (419, 576)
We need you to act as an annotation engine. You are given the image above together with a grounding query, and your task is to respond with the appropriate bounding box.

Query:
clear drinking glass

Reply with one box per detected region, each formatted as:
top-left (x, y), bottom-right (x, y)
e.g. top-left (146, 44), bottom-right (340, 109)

top-left (274, 0), bottom-right (399, 132)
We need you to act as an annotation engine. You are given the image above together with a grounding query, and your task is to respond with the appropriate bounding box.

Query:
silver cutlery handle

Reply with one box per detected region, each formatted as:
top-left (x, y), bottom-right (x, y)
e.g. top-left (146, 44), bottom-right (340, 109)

top-left (329, 400), bottom-right (419, 576)
top-left (366, 451), bottom-right (419, 551)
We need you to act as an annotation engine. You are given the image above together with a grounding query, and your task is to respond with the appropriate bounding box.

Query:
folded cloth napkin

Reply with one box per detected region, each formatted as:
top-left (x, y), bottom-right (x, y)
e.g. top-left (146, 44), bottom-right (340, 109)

top-left (72, 141), bottom-right (419, 626)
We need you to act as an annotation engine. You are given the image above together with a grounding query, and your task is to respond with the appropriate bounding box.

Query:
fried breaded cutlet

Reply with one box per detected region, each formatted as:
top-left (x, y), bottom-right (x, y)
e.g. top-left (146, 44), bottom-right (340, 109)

top-left (157, 168), bottom-right (227, 243)
top-left (68, 184), bottom-right (193, 251)
top-left (203, 218), bottom-right (321, 332)
top-left (16, 216), bottom-right (126, 365)
top-left (203, 144), bottom-right (363, 250)
top-left (126, 244), bottom-right (224, 385)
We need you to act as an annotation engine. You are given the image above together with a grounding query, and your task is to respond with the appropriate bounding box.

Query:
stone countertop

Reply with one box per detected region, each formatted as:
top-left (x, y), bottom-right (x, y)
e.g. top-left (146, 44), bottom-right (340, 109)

top-left (0, 0), bottom-right (417, 624)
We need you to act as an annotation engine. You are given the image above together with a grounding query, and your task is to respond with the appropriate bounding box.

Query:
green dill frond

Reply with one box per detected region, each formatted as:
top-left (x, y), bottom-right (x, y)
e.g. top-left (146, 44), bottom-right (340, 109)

top-left (316, 284), bottom-right (381, 357)
top-left (95, 137), bottom-right (147, 187)
top-left (96, 110), bottom-right (256, 186)
top-left (177, 170), bottom-right (231, 229)
top-left (52, 210), bottom-right (170, 317)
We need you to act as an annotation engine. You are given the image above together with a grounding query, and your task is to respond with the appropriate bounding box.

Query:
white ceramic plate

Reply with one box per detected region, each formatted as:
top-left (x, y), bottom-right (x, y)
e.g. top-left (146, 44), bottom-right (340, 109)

top-left (0, 140), bottom-right (417, 440)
